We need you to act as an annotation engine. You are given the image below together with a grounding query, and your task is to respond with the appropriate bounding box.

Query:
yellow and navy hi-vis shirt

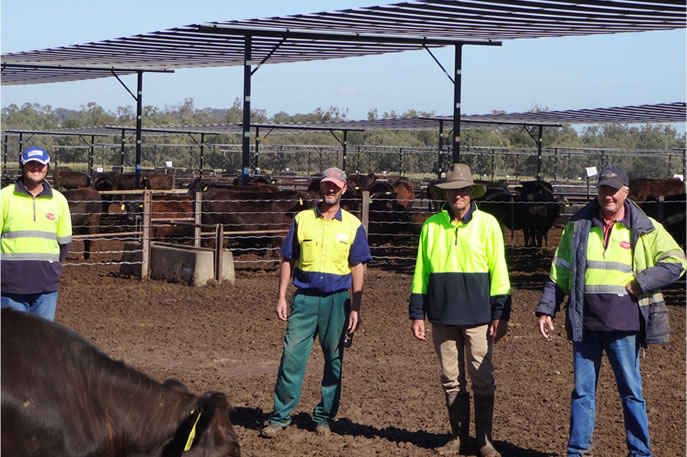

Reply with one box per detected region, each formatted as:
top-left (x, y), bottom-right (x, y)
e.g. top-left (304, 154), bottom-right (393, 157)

top-left (409, 202), bottom-right (511, 325)
top-left (281, 206), bottom-right (371, 293)
top-left (1, 179), bottom-right (72, 294)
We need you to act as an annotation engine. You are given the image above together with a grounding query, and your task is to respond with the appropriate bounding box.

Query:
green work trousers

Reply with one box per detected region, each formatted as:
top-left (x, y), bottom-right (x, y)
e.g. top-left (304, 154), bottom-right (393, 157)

top-left (268, 289), bottom-right (350, 425)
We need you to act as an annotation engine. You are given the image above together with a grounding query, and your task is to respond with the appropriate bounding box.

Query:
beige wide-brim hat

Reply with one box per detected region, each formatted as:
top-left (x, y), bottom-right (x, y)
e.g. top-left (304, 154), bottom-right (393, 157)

top-left (434, 163), bottom-right (486, 198)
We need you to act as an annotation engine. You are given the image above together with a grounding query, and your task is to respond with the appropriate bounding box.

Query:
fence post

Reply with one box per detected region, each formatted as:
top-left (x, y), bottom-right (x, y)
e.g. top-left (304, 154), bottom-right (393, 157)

top-left (215, 224), bottom-right (224, 282)
top-left (194, 191), bottom-right (202, 247)
top-left (361, 190), bottom-right (370, 235)
top-left (141, 190), bottom-right (152, 280)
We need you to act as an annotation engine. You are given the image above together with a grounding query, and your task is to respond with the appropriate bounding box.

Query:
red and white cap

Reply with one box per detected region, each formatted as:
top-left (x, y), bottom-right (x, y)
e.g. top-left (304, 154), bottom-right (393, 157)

top-left (321, 167), bottom-right (347, 188)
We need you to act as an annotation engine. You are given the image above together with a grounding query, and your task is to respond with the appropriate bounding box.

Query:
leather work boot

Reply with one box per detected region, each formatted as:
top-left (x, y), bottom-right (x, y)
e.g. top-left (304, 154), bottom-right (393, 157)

top-left (259, 422), bottom-right (286, 438)
top-left (474, 393), bottom-right (501, 457)
top-left (436, 391), bottom-right (470, 455)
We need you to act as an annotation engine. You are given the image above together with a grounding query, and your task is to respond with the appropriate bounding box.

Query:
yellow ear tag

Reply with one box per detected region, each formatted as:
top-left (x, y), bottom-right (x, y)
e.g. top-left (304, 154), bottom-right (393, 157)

top-left (184, 410), bottom-right (202, 452)
top-left (203, 185), bottom-right (208, 192)
top-left (299, 198), bottom-right (303, 205)
top-left (120, 204), bottom-right (126, 211)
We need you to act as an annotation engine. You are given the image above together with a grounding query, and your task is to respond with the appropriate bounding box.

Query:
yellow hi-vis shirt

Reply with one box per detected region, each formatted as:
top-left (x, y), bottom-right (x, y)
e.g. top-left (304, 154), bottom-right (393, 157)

top-left (1, 180), bottom-right (72, 294)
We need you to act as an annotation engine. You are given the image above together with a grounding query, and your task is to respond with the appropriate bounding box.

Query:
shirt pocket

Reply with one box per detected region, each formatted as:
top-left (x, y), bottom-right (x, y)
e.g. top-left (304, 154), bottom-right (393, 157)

top-left (301, 239), bottom-right (317, 265)
top-left (333, 236), bottom-right (350, 264)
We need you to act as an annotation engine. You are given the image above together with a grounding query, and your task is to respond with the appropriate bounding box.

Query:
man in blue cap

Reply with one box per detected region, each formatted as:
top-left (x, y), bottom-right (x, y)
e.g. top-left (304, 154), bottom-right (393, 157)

top-left (536, 166), bottom-right (686, 457)
top-left (1, 146), bottom-right (72, 320)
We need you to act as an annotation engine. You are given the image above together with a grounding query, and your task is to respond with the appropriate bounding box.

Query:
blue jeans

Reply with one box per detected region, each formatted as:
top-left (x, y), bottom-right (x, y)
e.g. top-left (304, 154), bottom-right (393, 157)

top-left (568, 331), bottom-right (651, 457)
top-left (1, 292), bottom-right (58, 321)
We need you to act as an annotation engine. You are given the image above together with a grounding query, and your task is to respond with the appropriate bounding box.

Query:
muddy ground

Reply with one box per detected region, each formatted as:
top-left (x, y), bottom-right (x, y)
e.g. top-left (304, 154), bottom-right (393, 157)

top-left (55, 238), bottom-right (686, 457)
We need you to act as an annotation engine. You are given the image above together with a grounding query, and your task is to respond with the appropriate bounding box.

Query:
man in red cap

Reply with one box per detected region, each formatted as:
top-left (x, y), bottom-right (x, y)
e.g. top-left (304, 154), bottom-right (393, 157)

top-left (261, 167), bottom-right (371, 438)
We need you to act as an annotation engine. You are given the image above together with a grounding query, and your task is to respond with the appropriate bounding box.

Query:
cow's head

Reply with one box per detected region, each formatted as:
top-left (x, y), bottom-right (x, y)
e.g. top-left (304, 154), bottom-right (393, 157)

top-left (164, 392), bottom-right (240, 457)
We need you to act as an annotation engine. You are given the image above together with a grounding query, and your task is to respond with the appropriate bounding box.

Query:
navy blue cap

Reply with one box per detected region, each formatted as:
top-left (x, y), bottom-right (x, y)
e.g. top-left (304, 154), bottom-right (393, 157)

top-left (597, 167), bottom-right (629, 190)
top-left (20, 146), bottom-right (50, 166)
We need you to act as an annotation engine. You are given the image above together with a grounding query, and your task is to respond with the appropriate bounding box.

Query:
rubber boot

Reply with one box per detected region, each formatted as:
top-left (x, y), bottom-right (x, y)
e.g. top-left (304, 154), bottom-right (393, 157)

top-left (474, 393), bottom-right (501, 457)
top-left (436, 391), bottom-right (470, 455)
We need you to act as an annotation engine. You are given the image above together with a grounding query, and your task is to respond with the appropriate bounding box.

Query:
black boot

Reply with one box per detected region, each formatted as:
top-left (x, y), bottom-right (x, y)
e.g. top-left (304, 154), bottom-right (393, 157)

top-left (474, 393), bottom-right (501, 457)
top-left (436, 391), bottom-right (470, 455)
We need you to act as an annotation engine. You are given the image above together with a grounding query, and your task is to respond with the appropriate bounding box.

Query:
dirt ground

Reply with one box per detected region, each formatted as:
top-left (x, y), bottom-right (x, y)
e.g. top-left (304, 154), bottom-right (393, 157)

top-left (56, 241), bottom-right (686, 457)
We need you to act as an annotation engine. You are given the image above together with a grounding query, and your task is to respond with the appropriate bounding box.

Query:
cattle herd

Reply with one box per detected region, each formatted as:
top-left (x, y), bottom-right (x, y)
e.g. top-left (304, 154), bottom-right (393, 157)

top-left (38, 168), bottom-right (687, 260)
top-left (1, 167), bottom-right (685, 456)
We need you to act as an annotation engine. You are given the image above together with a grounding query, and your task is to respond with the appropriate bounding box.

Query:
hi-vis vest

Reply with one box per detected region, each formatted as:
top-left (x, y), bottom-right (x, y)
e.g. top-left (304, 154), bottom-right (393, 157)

top-left (1, 184), bottom-right (71, 261)
top-left (583, 223), bottom-right (634, 295)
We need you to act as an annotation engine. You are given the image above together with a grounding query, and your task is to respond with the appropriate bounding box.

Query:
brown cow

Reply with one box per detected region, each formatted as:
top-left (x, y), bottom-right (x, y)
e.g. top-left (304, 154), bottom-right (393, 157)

top-left (629, 177), bottom-right (686, 202)
top-left (1, 308), bottom-right (240, 457)
top-left (53, 170), bottom-right (89, 190)
top-left (392, 177), bottom-right (416, 209)
top-left (62, 187), bottom-right (102, 260)
top-left (142, 173), bottom-right (174, 190)
top-left (188, 177), bottom-right (279, 194)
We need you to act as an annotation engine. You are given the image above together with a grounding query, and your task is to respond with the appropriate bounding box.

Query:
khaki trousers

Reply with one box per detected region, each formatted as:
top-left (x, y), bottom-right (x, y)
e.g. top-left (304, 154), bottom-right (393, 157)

top-left (431, 323), bottom-right (495, 396)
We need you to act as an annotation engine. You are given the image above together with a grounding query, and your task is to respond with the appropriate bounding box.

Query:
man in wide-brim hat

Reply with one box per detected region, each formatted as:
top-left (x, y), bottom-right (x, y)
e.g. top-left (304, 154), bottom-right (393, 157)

top-left (409, 162), bottom-right (510, 457)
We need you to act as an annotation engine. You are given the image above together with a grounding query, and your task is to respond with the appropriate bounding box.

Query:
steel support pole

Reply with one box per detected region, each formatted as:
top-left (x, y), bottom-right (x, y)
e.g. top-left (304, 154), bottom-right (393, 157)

top-left (120, 130), bottom-right (126, 172)
top-left (536, 125), bottom-right (543, 181)
top-left (342, 130), bottom-right (348, 171)
top-left (241, 35), bottom-right (252, 185)
top-left (199, 133), bottom-right (206, 177)
top-left (18, 133), bottom-right (24, 165)
top-left (451, 45), bottom-right (463, 163)
top-left (134, 71), bottom-right (143, 189)
top-left (254, 126), bottom-right (260, 173)
top-left (3, 134), bottom-right (8, 177)
top-left (88, 135), bottom-right (95, 179)
top-left (438, 120), bottom-right (444, 179)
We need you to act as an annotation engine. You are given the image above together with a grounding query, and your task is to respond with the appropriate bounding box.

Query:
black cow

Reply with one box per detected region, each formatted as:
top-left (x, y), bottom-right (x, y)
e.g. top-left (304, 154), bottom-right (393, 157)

top-left (62, 187), bottom-right (102, 260)
top-left (516, 180), bottom-right (561, 248)
top-left (475, 180), bottom-right (561, 248)
top-left (640, 193), bottom-right (686, 245)
top-left (1, 308), bottom-right (240, 457)
top-left (200, 189), bottom-right (311, 256)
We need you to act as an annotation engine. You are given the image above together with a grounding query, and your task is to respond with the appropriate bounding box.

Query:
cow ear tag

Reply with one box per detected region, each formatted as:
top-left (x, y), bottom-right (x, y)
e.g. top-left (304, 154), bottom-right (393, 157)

top-left (299, 198), bottom-right (303, 205)
top-left (184, 410), bottom-right (202, 452)
top-left (203, 185), bottom-right (208, 192)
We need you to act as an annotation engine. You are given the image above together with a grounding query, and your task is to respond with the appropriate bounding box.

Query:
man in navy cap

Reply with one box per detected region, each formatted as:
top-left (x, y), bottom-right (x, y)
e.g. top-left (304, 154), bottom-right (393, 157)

top-left (536, 166), bottom-right (686, 457)
top-left (1, 146), bottom-right (72, 320)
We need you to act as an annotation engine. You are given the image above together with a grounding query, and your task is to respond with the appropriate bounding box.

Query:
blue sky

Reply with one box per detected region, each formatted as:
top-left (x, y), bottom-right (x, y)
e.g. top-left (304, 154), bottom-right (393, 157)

top-left (1, 1), bottom-right (685, 132)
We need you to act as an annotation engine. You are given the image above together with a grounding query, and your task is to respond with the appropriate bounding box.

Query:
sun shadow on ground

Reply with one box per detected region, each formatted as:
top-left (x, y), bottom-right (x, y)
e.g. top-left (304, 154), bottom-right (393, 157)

top-left (231, 408), bottom-right (558, 456)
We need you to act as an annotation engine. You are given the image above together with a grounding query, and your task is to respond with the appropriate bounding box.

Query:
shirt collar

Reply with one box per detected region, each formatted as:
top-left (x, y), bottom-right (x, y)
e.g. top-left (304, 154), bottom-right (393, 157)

top-left (442, 200), bottom-right (476, 225)
top-left (316, 205), bottom-right (343, 221)
top-left (592, 200), bottom-right (630, 229)
top-left (15, 177), bottom-right (53, 198)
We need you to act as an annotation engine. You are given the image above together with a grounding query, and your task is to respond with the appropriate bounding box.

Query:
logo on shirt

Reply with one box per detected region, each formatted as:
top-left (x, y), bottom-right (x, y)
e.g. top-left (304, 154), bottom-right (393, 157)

top-left (619, 241), bottom-right (631, 249)
top-left (46, 213), bottom-right (55, 221)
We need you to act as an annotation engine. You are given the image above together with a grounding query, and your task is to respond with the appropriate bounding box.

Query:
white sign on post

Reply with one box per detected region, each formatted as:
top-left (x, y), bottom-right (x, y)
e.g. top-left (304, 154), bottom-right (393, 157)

top-left (673, 174), bottom-right (684, 181)
top-left (585, 166), bottom-right (598, 178)
top-left (165, 161), bottom-right (173, 168)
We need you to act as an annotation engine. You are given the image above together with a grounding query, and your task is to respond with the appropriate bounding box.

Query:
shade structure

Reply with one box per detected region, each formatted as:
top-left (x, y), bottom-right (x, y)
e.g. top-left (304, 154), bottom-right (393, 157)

top-left (2, 0), bottom-right (685, 86)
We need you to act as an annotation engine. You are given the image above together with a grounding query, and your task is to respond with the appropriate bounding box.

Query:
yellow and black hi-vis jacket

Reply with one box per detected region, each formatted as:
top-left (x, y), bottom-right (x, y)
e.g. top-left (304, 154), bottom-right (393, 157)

top-left (409, 201), bottom-right (511, 325)
top-left (1, 178), bottom-right (72, 295)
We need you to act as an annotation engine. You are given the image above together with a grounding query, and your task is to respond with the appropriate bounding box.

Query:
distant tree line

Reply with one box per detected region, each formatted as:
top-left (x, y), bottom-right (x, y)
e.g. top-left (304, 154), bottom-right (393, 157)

top-left (2, 98), bottom-right (684, 179)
